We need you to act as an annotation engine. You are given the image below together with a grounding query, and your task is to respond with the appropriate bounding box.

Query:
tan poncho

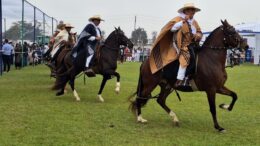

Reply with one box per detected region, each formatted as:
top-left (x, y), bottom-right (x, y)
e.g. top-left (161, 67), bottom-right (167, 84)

top-left (149, 16), bottom-right (201, 74)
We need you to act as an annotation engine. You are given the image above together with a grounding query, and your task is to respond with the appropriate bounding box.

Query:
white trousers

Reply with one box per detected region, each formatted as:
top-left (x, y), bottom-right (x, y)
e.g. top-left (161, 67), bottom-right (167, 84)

top-left (177, 65), bottom-right (186, 80)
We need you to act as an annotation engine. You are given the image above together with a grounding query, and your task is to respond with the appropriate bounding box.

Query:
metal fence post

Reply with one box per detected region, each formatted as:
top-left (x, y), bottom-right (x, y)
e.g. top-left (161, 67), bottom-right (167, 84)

top-left (21, 0), bottom-right (24, 67)
top-left (0, 0), bottom-right (3, 75)
top-left (43, 13), bottom-right (45, 45)
top-left (33, 6), bottom-right (36, 43)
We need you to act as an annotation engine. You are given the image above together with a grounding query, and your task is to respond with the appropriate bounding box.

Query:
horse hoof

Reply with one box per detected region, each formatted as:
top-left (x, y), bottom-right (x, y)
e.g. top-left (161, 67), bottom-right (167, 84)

top-left (97, 95), bottom-right (104, 102)
top-left (56, 92), bottom-right (64, 96)
top-left (137, 116), bottom-right (148, 123)
top-left (219, 104), bottom-right (230, 110)
top-left (173, 121), bottom-right (180, 127)
top-left (218, 128), bottom-right (226, 133)
top-left (115, 88), bottom-right (120, 94)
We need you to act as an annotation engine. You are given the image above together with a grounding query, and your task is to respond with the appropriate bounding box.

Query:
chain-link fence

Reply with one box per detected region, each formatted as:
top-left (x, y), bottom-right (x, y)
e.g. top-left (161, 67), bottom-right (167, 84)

top-left (1, 0), bottom-right (58, 75)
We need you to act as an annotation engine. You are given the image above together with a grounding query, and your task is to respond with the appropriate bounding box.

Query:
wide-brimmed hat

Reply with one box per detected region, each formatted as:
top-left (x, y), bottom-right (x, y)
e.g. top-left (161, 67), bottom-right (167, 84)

top-left (178, 3), bottom-right (201, 13)
top-left (65, 23), bottom-right (74, 28)
top-left (89, 15), bottom-right (104, 21)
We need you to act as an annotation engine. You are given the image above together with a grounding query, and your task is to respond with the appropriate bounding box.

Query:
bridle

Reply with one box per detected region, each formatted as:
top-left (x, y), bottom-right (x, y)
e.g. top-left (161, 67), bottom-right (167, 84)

top-left (204, 26), bottom-right (243, 51)
top-left (103, 30), bottom-right (130, 51)
top-left (222, 26), bottom-right (243, 49)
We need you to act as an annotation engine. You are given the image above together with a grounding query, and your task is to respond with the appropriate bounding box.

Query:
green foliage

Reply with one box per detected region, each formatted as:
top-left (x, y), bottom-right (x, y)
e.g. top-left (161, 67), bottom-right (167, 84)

top-left (0, 63), bottom-right (259, 145)
top-left (4, 21), bottom-right (43, 41)
top-left (131, 27), bottom-right (148, 45)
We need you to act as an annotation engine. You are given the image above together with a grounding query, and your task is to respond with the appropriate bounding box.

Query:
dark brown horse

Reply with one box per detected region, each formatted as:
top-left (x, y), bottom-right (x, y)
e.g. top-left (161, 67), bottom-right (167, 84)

top-left (53, 27), bottom-right (133, 102)
top-left (129, 20), bottom-right (248, 132)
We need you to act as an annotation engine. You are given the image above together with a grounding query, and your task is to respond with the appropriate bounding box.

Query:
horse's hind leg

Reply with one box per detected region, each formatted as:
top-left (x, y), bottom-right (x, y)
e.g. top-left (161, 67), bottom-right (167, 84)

top-left (114, 72), bottom-right (120, 94)
top-left (69, 78), bottom-right (80, 101)
top-left (156, 83), bottom-right (179, 126)
top-left (206, 89), bottom-right (225, 132)
top-left (217, 86), bottom-right (237, 111)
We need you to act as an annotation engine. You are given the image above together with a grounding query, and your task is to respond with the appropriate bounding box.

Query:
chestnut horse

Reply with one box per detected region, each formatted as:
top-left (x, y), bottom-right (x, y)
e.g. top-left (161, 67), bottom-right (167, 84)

top-left (129, 20), bottom-right (248, 132)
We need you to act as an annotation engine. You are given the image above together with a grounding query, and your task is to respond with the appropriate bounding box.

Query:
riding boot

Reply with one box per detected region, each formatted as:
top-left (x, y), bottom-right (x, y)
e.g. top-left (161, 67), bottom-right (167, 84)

top-left (174, 77), bottom-right (192, 91)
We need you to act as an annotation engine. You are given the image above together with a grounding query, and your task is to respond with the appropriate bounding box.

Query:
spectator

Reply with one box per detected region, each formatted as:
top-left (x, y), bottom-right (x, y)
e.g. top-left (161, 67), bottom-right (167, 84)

top-left (2, 39), bottom-right (14, 72)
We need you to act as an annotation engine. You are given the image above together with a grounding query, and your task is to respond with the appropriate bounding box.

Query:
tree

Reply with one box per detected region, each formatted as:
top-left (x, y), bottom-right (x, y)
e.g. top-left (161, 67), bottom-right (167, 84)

top-left (4, 21), bottom-right (43, 41)
top-left (131, 27), bottom-right (148, 46)
top-left (151, 31), bottom-right (158, 43)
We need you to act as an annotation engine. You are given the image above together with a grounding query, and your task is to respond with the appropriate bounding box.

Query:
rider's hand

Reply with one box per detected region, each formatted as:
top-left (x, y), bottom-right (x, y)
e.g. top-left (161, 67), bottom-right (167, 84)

top-left (194, 33), bottom-right (202, 41)
top-left (95, 36), bottom-right (102, 41)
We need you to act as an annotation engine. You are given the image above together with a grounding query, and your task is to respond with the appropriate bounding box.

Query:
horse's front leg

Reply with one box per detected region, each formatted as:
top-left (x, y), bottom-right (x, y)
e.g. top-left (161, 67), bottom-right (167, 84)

top-left (113, 72), bottom-right (120, 94)
top-left (206, 89), bottom-right (225, 132)
top-left (97, 76), bottom-right (108, 102)
top-left (69, 77), bottom-right (80, 101)
top-left (217, 86), bottom-right (237, 111)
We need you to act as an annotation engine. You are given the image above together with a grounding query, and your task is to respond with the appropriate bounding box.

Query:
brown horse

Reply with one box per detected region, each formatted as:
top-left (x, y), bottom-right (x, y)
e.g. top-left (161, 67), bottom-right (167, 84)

top-left (53, 27), bottom-right (133, 102)
top-left (129, 20), bottom-right (248, 132)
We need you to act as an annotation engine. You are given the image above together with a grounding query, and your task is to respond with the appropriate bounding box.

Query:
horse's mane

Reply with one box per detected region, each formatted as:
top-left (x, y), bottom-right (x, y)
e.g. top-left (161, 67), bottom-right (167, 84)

top-left (202, 26), bottom-right (223, 47)
top-left (105, 30), bottom-right (116, 43)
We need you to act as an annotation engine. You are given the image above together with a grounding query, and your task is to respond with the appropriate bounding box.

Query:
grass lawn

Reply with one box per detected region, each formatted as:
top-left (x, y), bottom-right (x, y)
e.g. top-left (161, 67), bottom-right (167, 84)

top-left (0, 62), bottom-right (259, 146)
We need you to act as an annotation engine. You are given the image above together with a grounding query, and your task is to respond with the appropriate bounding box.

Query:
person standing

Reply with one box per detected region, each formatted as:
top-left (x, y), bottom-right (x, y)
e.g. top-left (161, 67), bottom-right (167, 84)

top-left (2, 39), bottom-right (14, 72)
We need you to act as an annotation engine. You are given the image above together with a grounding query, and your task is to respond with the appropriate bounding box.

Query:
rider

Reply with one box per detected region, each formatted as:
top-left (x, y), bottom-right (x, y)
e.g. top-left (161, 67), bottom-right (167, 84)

top-left (49, 21), bottom-right (65, 50)
top-left (49, 23), bottom-right (74, 68)
top-left (71, 15), bottom-right (103, 76)
top-left (149, 3), bottom-right (202, 88)
top-left (173, 3), bottom-right (203, 87)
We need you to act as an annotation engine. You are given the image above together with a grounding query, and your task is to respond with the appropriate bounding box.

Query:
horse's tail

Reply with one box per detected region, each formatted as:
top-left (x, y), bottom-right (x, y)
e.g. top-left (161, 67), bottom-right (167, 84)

top-left (52, 64), bottom-right (71, 90)
top-left (128, 63), bottom-right (146, 114)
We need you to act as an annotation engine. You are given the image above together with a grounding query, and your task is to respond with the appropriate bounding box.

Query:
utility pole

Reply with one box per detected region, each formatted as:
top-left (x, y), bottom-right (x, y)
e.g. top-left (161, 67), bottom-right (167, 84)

top-left (3, 18), bottom-right (6, 39)
top-left (134, 15), bottom-right (136, 30)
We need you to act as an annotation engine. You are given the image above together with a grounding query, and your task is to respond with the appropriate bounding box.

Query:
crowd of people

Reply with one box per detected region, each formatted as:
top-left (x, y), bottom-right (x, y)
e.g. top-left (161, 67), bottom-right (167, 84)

top-left (0, 39), bottom-right (48, 73)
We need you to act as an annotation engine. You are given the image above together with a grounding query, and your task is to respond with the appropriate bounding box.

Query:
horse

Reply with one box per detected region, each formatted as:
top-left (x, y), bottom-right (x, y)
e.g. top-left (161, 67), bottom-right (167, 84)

top-left (53, 27), bottom-right (133, 102)
top-left (129, 20), bottom-right (249, 132)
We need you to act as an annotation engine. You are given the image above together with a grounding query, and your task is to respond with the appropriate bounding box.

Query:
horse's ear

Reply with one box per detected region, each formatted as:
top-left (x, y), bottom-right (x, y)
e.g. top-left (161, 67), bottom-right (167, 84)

top-left (118, 27), bottom-right (121, 31)
top-left (224, 19), bottom-right (230, 26)
top-left (221, 19), bottom-right (225, 25)
top-left (114, 27), bottom-right (118, 31)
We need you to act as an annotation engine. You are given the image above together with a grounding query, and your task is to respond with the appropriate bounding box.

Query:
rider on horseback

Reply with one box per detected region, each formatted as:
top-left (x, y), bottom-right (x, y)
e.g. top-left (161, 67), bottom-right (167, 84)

top-left (173, 3), bottom-right (203, 88)
top-left (149, 3), bottom-right (202, 89)
top-left (71, 15), bottom-right (103, 76)
top-left (49, 23), bottom-right (74, 69)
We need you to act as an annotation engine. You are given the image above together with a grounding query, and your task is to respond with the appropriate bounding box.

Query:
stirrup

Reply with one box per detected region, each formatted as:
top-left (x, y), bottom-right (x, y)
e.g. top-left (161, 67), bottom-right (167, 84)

top-left (84, 68), bottom-right (96, 77)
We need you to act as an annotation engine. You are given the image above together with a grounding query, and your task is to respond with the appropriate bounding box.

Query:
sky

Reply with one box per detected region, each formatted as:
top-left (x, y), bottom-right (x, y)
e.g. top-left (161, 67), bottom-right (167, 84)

top-left (2, 0), bottom-right (260, 38)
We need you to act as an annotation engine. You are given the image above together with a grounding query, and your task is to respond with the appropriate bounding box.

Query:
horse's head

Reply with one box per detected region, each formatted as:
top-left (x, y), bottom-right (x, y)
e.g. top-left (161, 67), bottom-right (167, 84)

top-left (221, 20), bottom-right (249, 51)
top-left (113, 27), bottom-right (134, 49)
top-left (68, 32), bottom-right (77, 47)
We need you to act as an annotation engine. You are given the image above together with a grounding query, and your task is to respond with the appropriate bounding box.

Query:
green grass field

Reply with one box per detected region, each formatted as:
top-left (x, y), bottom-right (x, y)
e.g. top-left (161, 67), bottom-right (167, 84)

top-left (0, 63), bottom-right (259, 146)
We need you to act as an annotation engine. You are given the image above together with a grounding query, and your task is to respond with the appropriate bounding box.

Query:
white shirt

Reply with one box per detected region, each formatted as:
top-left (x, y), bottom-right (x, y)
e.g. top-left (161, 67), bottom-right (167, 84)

top-left (171, 13), bottom-right (197, 34)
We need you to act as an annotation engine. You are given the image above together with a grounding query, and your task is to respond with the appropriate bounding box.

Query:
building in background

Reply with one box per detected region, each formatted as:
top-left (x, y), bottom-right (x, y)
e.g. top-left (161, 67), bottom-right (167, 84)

top-left (202, 22), bottom-right (260, 65)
